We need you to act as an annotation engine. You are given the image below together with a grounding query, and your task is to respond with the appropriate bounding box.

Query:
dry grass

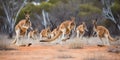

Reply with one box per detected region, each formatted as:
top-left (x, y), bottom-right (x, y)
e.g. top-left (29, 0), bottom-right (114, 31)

top-left (83, 51), bottom-right (120, 60)
top-left (68, 38), bottom-right (84, 49)
top-left (0, 34), bottom-right (16, 50)
top-left (108, 46), bottom-right (120, 54)
top-left (57, 54), bottom-right (74, 59)
top-left (107, 39), bottom-right (120, 54)
top-left (0, 41), bottom-right (15, 50)
top-left (84, 55), bottom-right (107, 60)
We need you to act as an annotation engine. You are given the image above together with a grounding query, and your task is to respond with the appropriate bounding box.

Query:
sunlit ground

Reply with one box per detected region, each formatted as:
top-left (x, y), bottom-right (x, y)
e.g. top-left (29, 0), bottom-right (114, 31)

top-left (0, 34), bottom-right (120, 60)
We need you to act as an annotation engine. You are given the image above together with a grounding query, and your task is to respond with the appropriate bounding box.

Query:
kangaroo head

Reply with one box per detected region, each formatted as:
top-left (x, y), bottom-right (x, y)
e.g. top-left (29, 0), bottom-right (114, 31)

top-left (33, 29), bottom-right (38, 34)
top-left (24, 11), bottom-right (30, 20)
top-left (69, 21), bottom-right (75, 31)
top-left (82, 22), bottom-right (88, 32)
top-left (70, 16), bottom-right (75, 22)
top-left (92, 19), bottom-right (97, 25)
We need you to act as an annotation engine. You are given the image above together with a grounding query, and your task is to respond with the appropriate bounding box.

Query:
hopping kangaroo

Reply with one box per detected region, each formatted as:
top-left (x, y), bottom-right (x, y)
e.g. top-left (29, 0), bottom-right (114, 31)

top-left (50, 26), bottom-right (59, 38)
top-left (40, 27), bottom-right (51, 40)
top-left (59, 17), bottom-right (75, 39)
top-left (40, 17), bottom-right (75, 43)
top-left (76, 22), bottom-right (88, 39)
top-left (12, 12), bottom-right (32, 44)
top-left (93, 19), bottom-right (117, 46)
top-left (28, 29), bottom-right (38, 40)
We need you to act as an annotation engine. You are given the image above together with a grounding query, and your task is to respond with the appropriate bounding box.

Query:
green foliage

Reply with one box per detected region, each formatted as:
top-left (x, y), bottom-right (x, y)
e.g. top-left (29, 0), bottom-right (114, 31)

top-left (22, 3), bottom-right (37, 13)
top-left (40, 2), bottom-right (53, 12)
top-left (78, 12), bottom-right (89, 16)
top-left (24, 3), bottom-right (42, 13)
top-left (114, 0), bottom-right (120, 4)
top-left (49, 0), bottom-right (59, 4)
top-left (79, 3), bottom-right (101, 16)
top-left (16, 3), bottom-right (42, 24)
top-left (48, 0), bottom-right (68, 4)
top-left (16, 3), bottom-right (34, 24)
top-left (111, 1), bottom-right (120, 14)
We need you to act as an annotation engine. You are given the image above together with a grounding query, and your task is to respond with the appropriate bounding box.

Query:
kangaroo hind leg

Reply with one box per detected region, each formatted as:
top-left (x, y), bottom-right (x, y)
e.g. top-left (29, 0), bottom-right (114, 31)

top-left (104, 34), bottom-right (110, 46)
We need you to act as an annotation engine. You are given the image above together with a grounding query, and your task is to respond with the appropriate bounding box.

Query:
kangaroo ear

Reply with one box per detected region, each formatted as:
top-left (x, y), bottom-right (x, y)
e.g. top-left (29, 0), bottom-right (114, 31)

top-left (92, 18), bottom-right (97, 23)
top-left (47, 26), bottom-right (50, 29)
top-left (82, 22), bottom-right (86, 25)
top-left (95, 18), bottom-right (97, 22)
top-left (92, 20), bottom-right (95, 24)
top-left (70, 16), bottom-right (75, 21)
top-left (80, 22), bottom-right (82, 24)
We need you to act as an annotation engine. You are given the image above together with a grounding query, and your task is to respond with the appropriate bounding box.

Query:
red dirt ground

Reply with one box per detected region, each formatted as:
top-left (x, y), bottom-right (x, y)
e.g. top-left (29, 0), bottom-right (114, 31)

top-left (0, 44), bottom-right (120, 60)
top-left (0, 35), bottom-right (120, 60)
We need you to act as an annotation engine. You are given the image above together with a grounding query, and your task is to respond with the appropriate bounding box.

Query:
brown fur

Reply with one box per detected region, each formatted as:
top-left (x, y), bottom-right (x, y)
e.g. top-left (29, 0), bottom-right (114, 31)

top-left (40, 17), bottom-right (75, 42)
top-left (76, 22), bottom-right (88, 38)
top-left (15, 20), bottom-right (31, 36)
top-left (12, 12), bottom-right (32, 44)
top-left (40, 30), bottom-right (62, 42)
top-left (59, 17), bottom-right (75, 37)
top-left (50, 27), bottom-right (59, 38)
top-left (40, 27), bottom-right (51, 39)
top-left (93, 19), bottom-right (117, 46)
top-left (28, 29), bottom-right (38, 40)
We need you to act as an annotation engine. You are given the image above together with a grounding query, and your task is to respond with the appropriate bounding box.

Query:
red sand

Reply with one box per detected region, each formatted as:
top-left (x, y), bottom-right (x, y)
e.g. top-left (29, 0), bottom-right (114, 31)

top-left (0, 45), bottom-right (120, 60)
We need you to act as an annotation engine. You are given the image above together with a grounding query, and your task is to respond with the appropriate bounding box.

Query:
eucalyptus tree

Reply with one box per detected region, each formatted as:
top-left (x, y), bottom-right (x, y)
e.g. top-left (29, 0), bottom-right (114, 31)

top-left (0, 0), bottom-right (27, 38)
top-left (101, 0), bottom-right (120, 31)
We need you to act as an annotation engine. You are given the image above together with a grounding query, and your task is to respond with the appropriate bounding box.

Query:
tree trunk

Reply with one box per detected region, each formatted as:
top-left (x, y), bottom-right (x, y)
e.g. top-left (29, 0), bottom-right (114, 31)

top-left (101, 0), bottom-right (120, 32)
top-left (8, 0), bottom-right (27, 38)
top-left (42, 10), bottom-right (47, 28)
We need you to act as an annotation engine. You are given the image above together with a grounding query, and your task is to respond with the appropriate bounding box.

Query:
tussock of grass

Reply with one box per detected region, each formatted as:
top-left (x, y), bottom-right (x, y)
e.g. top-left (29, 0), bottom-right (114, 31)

top-left (108, 46), bottom-right (120, 54)
top-left (68, 38), bottom-right (84, 49)
top-left (57, 54), bottom-right (74, 59)
top-left (57, 49), bottom-right (67, 52)
top-left (84, 55), bottom-right (105, 60)
top-left (108, 39), bottom-right (120, 53)
top-left (0, 43), bottom-right (15, 50)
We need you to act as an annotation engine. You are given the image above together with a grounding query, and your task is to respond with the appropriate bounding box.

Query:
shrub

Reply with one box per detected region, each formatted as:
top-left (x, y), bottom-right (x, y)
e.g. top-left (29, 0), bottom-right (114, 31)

top-left (79, 3), bottom-right (101, 16)
top-left (40, 2), bottom-right (53, 12)
top-left (68, 38), bottom-right (84, 49)
top-left (111, 1), bottom-right (120, 14)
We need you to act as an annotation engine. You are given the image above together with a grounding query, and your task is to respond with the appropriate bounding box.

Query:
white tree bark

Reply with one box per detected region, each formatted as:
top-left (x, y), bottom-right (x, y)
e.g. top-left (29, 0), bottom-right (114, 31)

top-left (0, 0), bottom-right (27, 38)
top-left (101, 0), bottom-right (120, 30)
top-left (14, 0), bottom-right (27, 25)
top-left (42, 10), bottom-right (47, 28)
top-left (41, 0), bottom-right (50, 28)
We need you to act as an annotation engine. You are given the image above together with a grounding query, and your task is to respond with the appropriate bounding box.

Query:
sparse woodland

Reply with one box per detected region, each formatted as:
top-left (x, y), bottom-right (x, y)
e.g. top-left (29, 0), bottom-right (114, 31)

top-left (0, 0), bottom-right (120, 60)
top-left (0, 0), bottom-right (120, 38)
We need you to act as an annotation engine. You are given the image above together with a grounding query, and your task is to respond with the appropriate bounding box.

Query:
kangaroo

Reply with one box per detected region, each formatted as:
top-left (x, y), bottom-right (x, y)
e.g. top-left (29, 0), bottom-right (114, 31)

top-left (59, 17), bottom-right (75, 39)
top-left (50, 26), bottom-right (59, 38)
top-left (40, 30), bottom-right (62, 42)
top-left (40, 17), bottom-right (75, 43)
top-left (76, 22), bottom-right (88, 39)
top-left (28, 29), bottom-right (38, 40)
top-left (12, 12), bottom-right (32, 45)
top-left (40, 27), bottom-right (51, 40)
top-left (93, 19), bottom-right (117, 46)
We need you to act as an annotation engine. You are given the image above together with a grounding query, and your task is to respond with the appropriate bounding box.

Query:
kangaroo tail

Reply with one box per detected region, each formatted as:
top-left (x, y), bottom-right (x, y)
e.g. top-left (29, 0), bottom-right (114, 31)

top-left (108, 33), bottom-right (117, 41)
top-left (40, 31), bottom-right (62, 42)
